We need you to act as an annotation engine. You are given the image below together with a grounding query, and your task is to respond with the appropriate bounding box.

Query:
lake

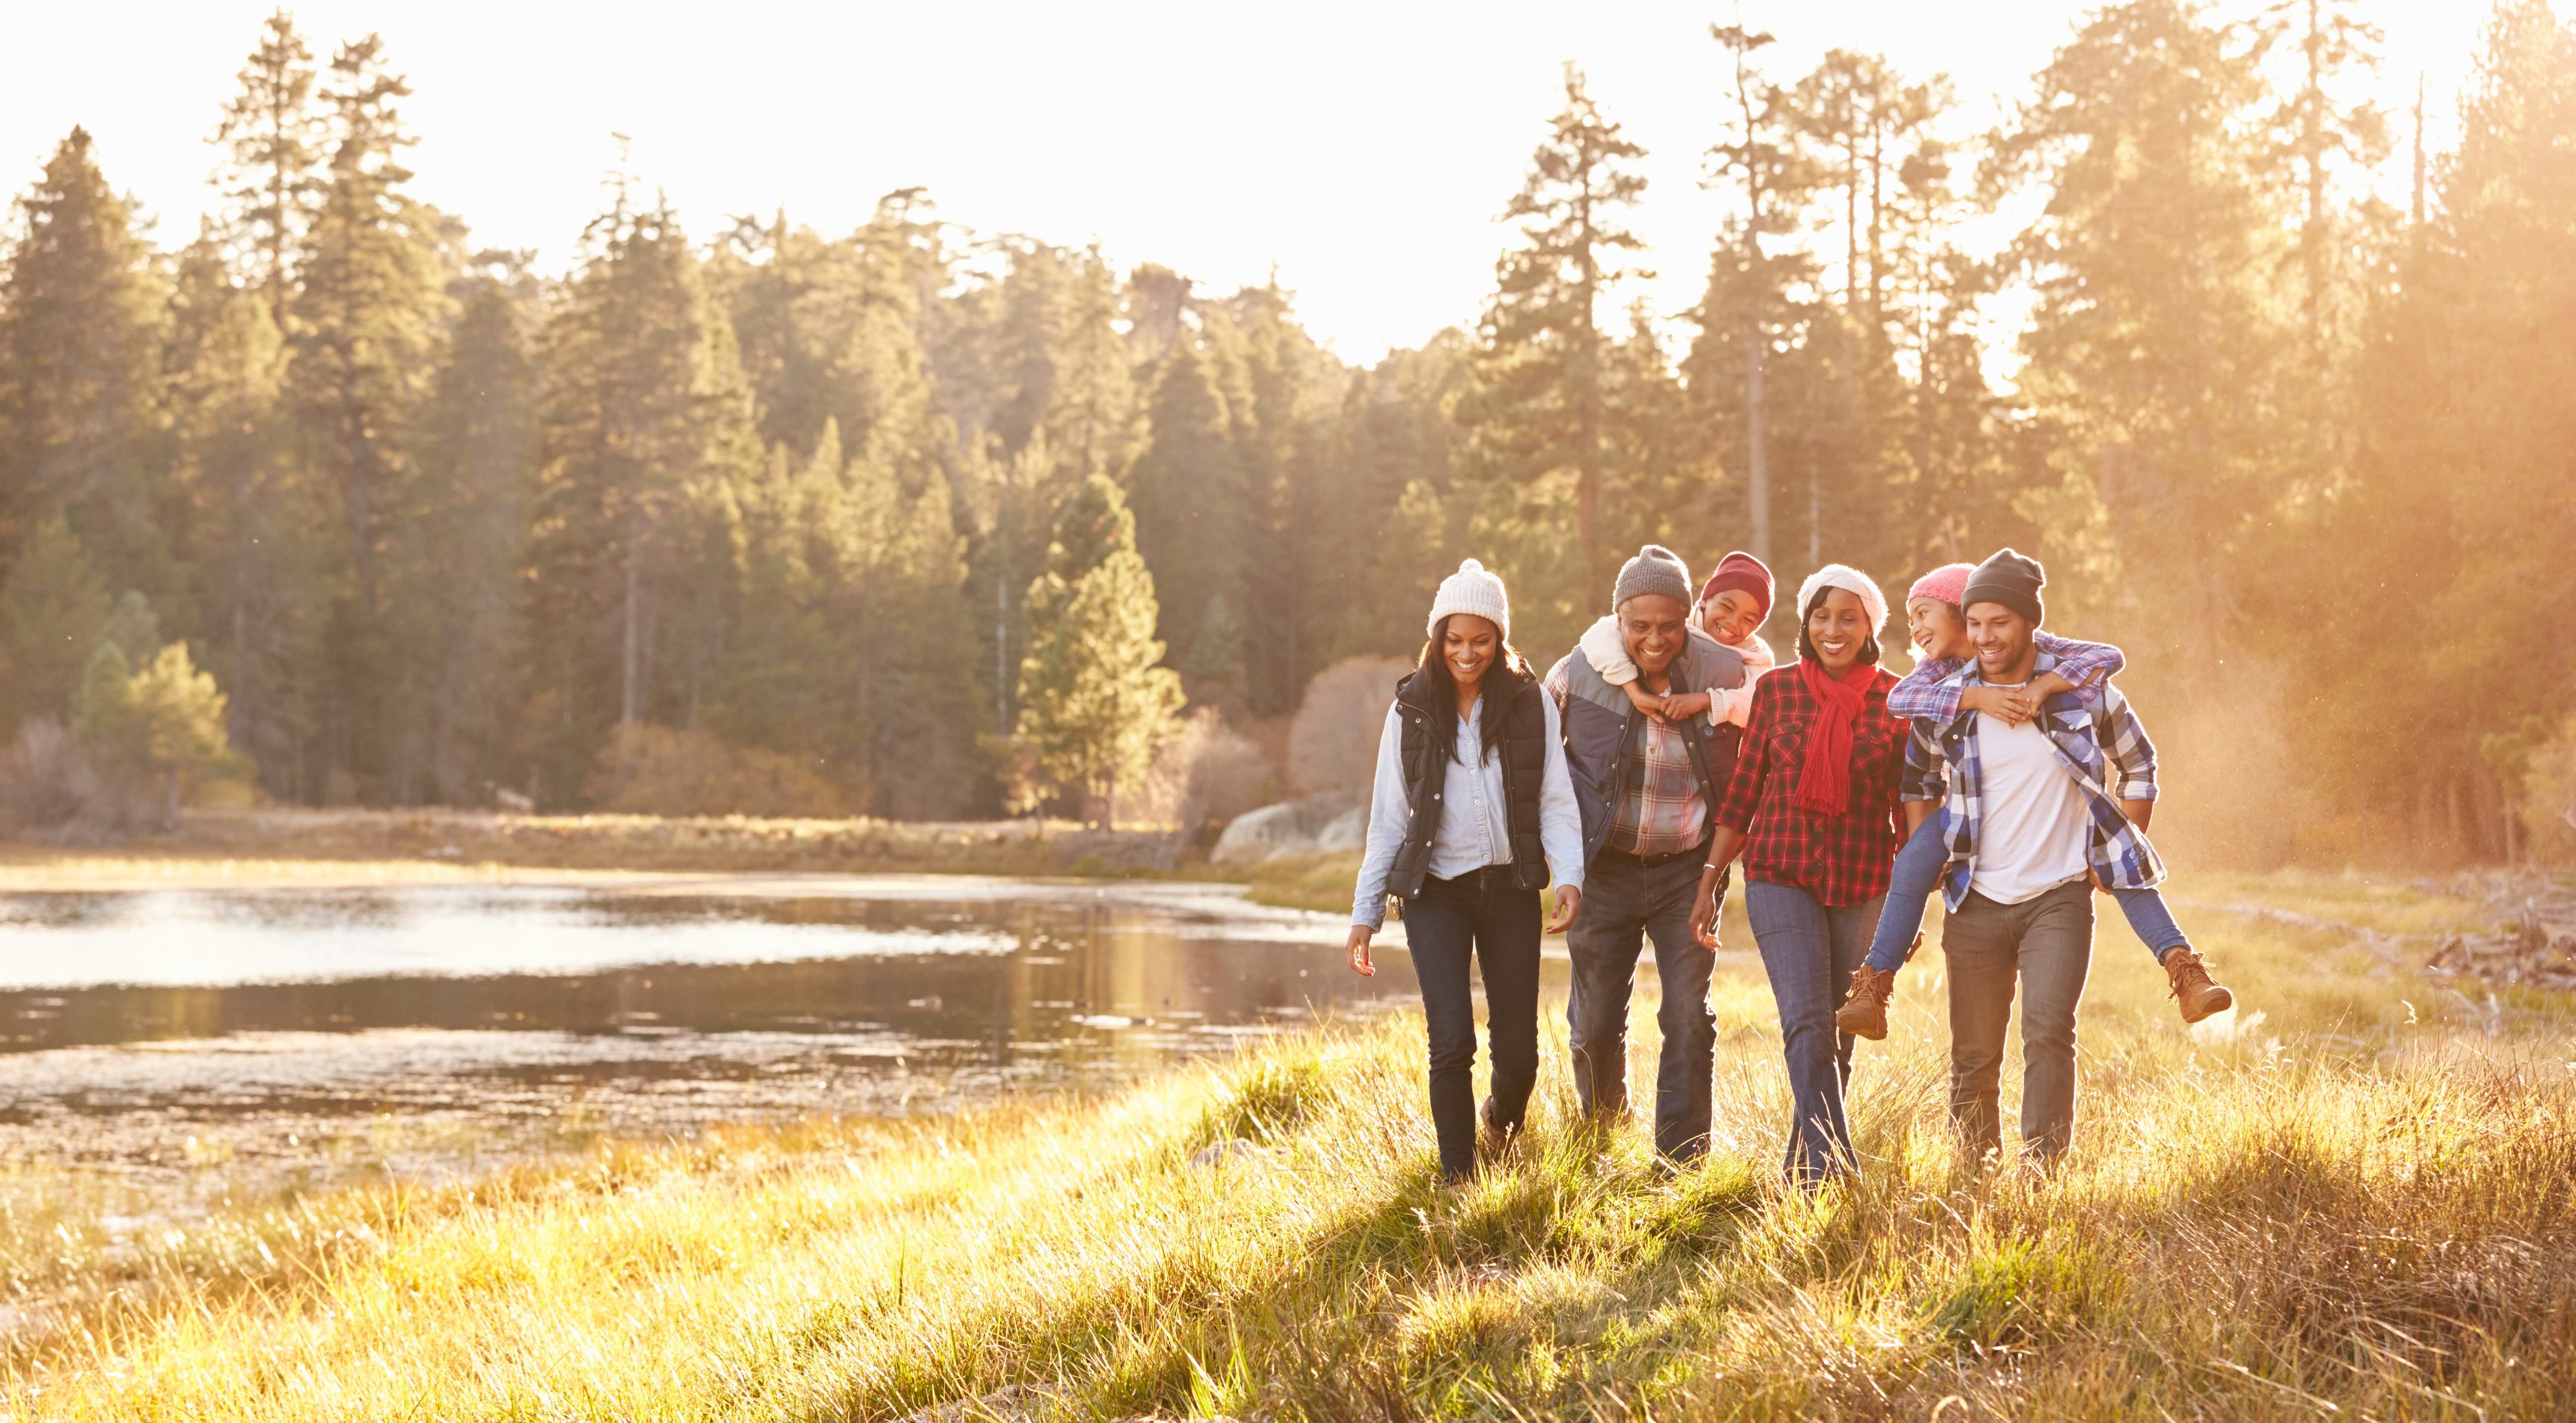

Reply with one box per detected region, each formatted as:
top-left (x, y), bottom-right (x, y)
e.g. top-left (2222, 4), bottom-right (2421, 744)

top-left (0, 876), bottom-right (1411, 1202)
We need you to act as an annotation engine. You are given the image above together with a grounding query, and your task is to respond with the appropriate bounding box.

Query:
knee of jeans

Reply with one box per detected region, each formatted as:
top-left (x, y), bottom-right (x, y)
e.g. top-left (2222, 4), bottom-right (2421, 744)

top-left (1425, 1028), bottom-right (1477, 1074)
top-left (1949, 1045), bottom-right (2002, 1078)
top-left (2022, 1019), bottom-right (2078, 1055)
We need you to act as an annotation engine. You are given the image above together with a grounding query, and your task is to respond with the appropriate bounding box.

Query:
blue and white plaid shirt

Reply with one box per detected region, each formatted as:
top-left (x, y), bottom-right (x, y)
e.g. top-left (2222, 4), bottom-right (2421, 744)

top-left (1899, 650), bottom-right (2167, 911)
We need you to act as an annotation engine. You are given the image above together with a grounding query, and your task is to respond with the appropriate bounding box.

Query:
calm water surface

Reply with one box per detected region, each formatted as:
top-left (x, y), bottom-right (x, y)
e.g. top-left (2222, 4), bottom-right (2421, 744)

top-left (0, 878), bottom-right (1412, 1194)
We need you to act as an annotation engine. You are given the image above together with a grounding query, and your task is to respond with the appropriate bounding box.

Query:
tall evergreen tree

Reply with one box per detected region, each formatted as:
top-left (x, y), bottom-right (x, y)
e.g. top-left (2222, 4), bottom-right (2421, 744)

top-left (288, 34), bottom-right (453, 798)
top-left (0, 509), bottom-right (111, 735)
top-left (1014, 474), bottom-right (1183, 827)
top-left (1463, 64), bottom-right (1650, 613)
top-left (166, 231), bottom-right (313, 795)
top-left (390, 256), bottom-right (538, 802)
top-left (2292, 0), bottom-right (2576, 858)
top-left (1989, 0), bottom-right (2288, 640)
top-left (208, 9), bottom-right (323, 328)
top-left (1705, 22), bottom-right (1815, 566)
top-left (0, 128), bottom-right (175, 607)
top-left (1124, 331), bottom-right (1243, 700)
top-left (522, 191), bottom-right (759, 805)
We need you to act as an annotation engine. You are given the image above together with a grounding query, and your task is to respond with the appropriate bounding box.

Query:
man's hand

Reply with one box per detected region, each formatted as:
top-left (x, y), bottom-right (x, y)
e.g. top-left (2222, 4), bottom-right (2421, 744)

top-left (1544, 885), bottom-right (1582, 934)
top-left (1345, 925), bottom-right (1376, 977)
top-left (1689, 889), bottom-right (1720, 950)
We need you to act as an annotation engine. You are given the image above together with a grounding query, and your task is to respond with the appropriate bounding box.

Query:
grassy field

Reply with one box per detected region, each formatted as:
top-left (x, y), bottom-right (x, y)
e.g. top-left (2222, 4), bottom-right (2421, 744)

top-left (8, 871), bottom-right (2571, 1420)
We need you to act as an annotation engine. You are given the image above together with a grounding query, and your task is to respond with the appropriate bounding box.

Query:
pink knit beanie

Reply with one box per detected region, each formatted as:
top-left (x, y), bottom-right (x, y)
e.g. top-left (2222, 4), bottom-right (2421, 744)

top-left (1907, 563), bottom-right (1976, 608)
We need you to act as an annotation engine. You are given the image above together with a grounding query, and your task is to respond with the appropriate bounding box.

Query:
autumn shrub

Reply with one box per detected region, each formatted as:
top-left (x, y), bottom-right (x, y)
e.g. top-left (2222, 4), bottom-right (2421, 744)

top-left (0, 717), bottom-right (147, 839)
top-left (582, 723), bottom-right (850, 818)
top-left (1127, 709), bottom-right (1274, 837)
top-left (1287, 656), bottom-right (1408, 797)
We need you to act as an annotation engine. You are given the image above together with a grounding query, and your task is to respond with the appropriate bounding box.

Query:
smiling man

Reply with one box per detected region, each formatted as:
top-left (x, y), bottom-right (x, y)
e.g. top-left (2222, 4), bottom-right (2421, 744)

top-left (1544, 545), bottom-right (1747, 1165)
top-left (1898, 547), bottom-right (2177, 1168)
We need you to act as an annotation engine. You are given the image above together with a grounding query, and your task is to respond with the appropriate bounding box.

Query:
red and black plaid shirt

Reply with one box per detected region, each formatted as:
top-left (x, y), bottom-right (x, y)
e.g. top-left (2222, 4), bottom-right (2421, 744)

top-left (1715, 663), bottom-right (1908, 907)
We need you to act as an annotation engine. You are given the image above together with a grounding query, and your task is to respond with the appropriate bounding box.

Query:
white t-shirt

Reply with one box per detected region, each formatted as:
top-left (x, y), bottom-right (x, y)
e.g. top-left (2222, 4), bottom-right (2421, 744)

top-left (1968, 696), bottom-right (2092, 905)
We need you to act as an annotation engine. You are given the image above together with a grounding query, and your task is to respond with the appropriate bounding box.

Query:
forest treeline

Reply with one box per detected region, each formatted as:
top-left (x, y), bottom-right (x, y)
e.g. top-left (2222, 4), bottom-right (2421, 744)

top-left (1, 3), bottom-right (2571, 861)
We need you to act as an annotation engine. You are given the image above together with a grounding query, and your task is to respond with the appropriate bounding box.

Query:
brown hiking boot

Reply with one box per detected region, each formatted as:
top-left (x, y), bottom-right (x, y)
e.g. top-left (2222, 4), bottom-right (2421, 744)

top-left (1836, 964), bottom-right (1898, 1041)
top-left (1478, 1096), bottom-right (1519, 1159)
top-left (2164, 947), bottom-right (2234, 1023)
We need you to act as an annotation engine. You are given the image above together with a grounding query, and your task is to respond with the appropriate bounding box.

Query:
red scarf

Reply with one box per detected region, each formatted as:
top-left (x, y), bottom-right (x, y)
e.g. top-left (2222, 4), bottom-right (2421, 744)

top-left (1793, 657), bottom-right (1880, 817)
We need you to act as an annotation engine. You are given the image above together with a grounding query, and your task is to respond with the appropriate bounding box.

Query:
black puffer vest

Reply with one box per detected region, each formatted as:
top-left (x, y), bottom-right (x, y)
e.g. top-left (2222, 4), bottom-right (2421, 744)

top-left (1385, 662), bottom-right (1550, 900)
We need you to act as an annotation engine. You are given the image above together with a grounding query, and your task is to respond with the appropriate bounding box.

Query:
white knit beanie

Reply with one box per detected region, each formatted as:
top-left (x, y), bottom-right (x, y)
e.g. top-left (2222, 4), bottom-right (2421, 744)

top-left (1427, 558), bottom-right (1511, 641)
top-left (1794, 564), bottom-right (1889, 645)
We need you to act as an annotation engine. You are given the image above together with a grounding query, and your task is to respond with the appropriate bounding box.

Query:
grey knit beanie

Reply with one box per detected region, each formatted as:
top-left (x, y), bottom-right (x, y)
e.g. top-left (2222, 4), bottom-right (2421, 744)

top-left (1961, 547), bottom-right (2046, 626)
top-left (1611, 544), bottom-right (1693, 611)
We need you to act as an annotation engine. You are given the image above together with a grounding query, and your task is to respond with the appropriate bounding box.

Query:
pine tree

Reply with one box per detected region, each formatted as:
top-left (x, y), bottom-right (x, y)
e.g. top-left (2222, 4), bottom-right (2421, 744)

top-left (1989, 0), bottom-right (2288, 638)
top-left (0, 128), bottom-right (176, 607)
top-left (1203, 282), bottom-right (1346, 713)
top-left (1124, 333), bottom-right (1243, 693)
top-left (1014, 475), bottom-right (1183, 827)
top-left (716, 195), bottom-right (949, 480)
top-left (166, 230), bottom-right (313, 798)
top-left (392, 256), bottom-right (537, 802)
top-left (208, 9), bottom-right (323, 328)
top-left (289, 34), bottom-right (453, 798)
top-left (1705, 21), bottom-right (1816, 566)
top-left (2297, 0), bottom-right (2576, 857)
top-left (1306, 335), bottom-right (1472, 670)
top-left (523, 188), bottom-right (760, 805)
top-left (1463, 64), bottom-right (1650, 607)
top-left (0, 509), bottom-right (111, 735)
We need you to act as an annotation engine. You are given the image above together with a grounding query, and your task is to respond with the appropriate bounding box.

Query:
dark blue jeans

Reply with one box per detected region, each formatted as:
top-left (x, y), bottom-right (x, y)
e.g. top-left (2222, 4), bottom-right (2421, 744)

top-left (1863, 811), bottom-right (2190, 974)
top-left (1745, 879), bottom-right (1881, 1184)
top-left (1566, 849), bottom-right (1716, 1162)
top-left (1404, 868), bottom-right (1542, 1182)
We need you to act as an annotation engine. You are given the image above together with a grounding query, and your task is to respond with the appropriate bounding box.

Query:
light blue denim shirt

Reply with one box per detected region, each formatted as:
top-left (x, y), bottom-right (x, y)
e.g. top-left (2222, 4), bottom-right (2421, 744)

top-left (1349, 692), bottom-right (1586, 929)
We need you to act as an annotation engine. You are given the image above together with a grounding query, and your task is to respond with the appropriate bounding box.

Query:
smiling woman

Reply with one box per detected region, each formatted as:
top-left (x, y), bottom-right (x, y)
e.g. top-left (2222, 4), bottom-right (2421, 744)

top-left (1690, 564), bottom-right (1906, 1185)
top-left (1344, 560), bottom-right (1588, 1184)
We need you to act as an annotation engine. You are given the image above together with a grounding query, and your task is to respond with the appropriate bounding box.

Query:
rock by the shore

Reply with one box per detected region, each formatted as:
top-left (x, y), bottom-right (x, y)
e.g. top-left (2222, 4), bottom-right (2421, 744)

top-left (1210, 793), bottom-right (1361, 864)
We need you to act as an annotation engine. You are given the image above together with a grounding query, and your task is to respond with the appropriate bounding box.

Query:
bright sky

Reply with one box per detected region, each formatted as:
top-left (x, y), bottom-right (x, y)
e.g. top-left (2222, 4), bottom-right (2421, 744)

top-left (5, 1), bottom-right (2488, 364)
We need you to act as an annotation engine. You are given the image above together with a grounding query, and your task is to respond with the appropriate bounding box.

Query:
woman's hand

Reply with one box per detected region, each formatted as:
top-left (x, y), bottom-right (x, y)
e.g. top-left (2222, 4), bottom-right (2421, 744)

top-left (1345, 925), bottom-right (1376, 977)
top-left (1961, 684), bottom-right (2041, 725)
top-left (1544, 885), bottom-right (1582, 934)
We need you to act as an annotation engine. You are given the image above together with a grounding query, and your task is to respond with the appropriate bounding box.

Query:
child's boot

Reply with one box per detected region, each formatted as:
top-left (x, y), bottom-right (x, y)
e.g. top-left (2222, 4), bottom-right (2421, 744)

top-left (2163, 947), bottom-right (2233, 1023)
top-left (1836, 964), bottom-right (1898, 1040)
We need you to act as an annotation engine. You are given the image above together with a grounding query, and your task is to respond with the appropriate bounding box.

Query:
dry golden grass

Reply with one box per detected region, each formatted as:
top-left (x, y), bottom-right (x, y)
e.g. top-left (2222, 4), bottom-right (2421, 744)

top-left (6, 880), bottom-right (2572, 1420)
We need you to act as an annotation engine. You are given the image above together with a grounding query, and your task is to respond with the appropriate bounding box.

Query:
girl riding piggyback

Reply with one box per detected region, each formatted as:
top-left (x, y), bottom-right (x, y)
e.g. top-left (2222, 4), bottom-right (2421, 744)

top-left (1575, 551), bottom-right (1778, 733)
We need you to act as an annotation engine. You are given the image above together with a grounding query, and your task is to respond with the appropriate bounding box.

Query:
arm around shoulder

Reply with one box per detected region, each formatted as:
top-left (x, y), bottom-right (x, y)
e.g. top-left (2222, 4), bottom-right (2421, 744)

top-left (1885, 658), bottom-right (1966, 723)
top-left (1576, 616), bottom-right (1638, 685)
top-left (2033, 630), bottom-right (2126, 706)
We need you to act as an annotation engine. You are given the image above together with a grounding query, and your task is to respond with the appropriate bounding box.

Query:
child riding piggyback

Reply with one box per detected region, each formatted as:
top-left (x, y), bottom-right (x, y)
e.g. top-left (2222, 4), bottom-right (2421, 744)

top-left (1575, 551), bottom-right (1778, 733)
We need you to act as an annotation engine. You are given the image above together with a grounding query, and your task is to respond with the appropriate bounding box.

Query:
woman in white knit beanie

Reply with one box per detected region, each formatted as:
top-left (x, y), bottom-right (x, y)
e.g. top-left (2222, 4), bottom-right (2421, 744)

top-left (1344, 559), bottom-right (1587, 1184)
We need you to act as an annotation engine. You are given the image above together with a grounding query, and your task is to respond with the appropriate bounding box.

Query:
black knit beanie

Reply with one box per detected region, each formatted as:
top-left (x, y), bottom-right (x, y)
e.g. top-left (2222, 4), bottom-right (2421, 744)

top-left (1961, 547), bottom-right (2045, 626)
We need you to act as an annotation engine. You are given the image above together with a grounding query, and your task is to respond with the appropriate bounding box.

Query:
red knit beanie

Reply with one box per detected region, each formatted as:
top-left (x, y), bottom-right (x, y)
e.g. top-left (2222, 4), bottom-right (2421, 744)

top-left (1907, 563), bottom-right (1975, 608)
top-left (1698, 551), bottom-right (1774, 621)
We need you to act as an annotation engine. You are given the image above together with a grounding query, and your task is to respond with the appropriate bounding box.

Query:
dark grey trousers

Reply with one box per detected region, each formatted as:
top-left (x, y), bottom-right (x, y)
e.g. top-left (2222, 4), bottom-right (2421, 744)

top-left (1941, 879), bottom-right (2095, 1164)
top-left (1565, 849), bottom-right (1716, 1161)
